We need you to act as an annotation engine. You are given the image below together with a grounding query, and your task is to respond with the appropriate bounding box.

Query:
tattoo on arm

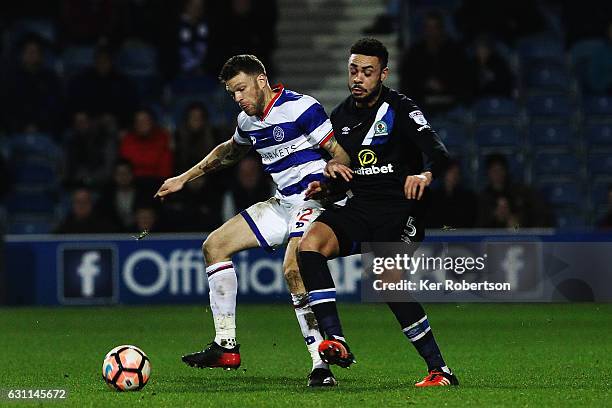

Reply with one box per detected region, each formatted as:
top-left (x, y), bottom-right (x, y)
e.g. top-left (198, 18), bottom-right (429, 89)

top-left (196, 140), bottom-right (250, 175)
top-left (322, 135), bottom-right (350, 165)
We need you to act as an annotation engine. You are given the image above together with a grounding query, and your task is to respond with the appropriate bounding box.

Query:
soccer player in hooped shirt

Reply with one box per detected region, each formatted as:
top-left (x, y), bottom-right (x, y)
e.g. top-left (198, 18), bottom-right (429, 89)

top-left (155, 55), bottom-right (351, 387)
top-left (298, 39), bottom-right (459, 387)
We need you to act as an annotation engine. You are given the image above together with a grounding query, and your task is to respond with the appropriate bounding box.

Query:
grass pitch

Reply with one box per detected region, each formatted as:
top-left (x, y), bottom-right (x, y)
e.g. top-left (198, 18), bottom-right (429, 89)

top-left (1, 303), bottom-right (611, 407)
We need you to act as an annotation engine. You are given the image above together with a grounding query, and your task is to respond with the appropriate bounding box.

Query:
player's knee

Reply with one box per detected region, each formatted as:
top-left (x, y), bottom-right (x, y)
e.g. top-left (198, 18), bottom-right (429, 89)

top-left (298, 233), bottom-right (321, 253)
top-left (202, 231), bottom-right (225, 264)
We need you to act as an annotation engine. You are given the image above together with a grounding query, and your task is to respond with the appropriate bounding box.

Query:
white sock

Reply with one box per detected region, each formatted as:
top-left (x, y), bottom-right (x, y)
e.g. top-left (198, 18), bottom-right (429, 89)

top-left (292, 293), bottom-right (328, 371)
top-left (206, 261), bottom-right (238, 349)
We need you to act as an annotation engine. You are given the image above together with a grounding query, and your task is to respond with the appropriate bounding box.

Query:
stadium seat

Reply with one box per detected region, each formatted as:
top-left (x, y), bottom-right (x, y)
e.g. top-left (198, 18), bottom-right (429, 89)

top-left (526, 94), bottom-right (573, 118)
top-left (61, 46), bottom-right (95, 78)
top-left (473, 97), bottom-right (519, 120)
top-left (5, 190), bottom-right (57, 214)
top-left (583, 96), bottom-right (612, 117)
top-left (523, 62), bottom-right (571, 92)
top-left (533, 152), bottom-right (581, 176)
top-left (555, 209), bottom-right (587, 229)
top-left (474, 124), bottom-right (521, 148)
top-left (7, 217), bottom-right (54, 234)
top-left (8, 133), bottom-right (62, 159)
top-left (590, 181), bottom-right (610, 209)
top-left (585, 123), bottom-right (612, 147)
top-left (537, 181), bottom-right (581, 206)
top-left (435, 123), bottom-right (469, 151)
top-left (529, 123), bottom-right (572, 147)
top-left (570, 39), bottom-right (605, 90)
top-left (587, 153), bottom-right (612, 176)
top-left (517, 35), bottom-right (564, 60)
top-left (11, 160), bottom-right (60, 185)
top-left (118, 44), bottom-right (158, 76)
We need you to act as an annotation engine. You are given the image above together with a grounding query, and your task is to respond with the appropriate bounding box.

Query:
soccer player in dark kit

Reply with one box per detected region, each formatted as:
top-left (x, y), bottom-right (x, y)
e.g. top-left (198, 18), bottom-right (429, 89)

top-left (297, 38), bottom-right (459, 387)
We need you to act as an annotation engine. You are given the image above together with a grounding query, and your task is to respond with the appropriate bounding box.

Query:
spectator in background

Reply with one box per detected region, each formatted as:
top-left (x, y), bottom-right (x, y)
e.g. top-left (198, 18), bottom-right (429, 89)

top-left (597, 184), bottom-right (612, 229)
top-left (177, 0), bottom-right (211, 75)
top-left (454, 0), bottom-right (545, 47)
top-left (400, 12), bottom-right (471, 115)
top-left (130, 201), bottom-right (163, 233)
top-left (55, 187), bottom-right (118, 233)
top-left (477, 153), bottom-right (554, 228)
top-left (427, 159), bottom-right (477, 229)
top-left (223, 155), bottom-right (271, 218)
top-left (97, 160), bottom-right (139, 232)
top-left (67, 46), bottom-right (139, 128)
top-left (469, 36), bottom-right (515, 99)
top-left (63, 111), bottom-right (117, 189)
top-left (59, 0), bottom-right (122, 46)
top-left (174, 102), bottom-right (219, 173)
top-left (216, 0), bottom-right (278, 77)
top-left (586, 21), bottom-right (612, 95)
top-left (2, 35), bottom-right (62, 134)
top-left (119, 108), bottom-right (173, 188)
top-left (161, 175), bottom-right (223, 232)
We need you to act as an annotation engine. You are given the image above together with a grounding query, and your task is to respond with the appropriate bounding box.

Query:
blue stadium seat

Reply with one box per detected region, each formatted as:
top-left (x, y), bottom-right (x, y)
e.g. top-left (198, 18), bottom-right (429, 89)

top-left (533, 152), bottom-right (581, 176)
top-left (517, 36), bottom-right (564, 60)
top-left (588, 153), bottom-right (612, 176)
top-left (583, 96), bottom-right (612, 117)
top-left (537, 181), bottom-right (581, 206)
top-left (555, 209), bottom-right (587, 229)
top-left (435, 123), bottom-right (468, 151)
top-left (7, 218), bottom-right (54, 234)
top-left (523, 63), bottom-right (571, 91)
top-left (62, 46), bottom-right (95, 78)
top-left (11, 160), bottom-right (60, 185)
top-left (118, 44), bottom-right (158, 76)
top-left (5, 191), bottom-right (57, 214)
top-left (585, 123), bottom-right (612, 147)
top-left (474, 124), bottom-right (520, 147)
top-left (529, 123), bottom-right (572, 147)
top-left (473, 97), bottom-right (519, 120)
top-left (570, 39), bottom-right (605, 90)
top-left (590, 181), bottom-right (610, 208)
top-left (8, 133), bottom-right (62, 159)
top-left (170, 74), bottom-right (218, 97)
top-left (526, 94), bottom-right (572, 118)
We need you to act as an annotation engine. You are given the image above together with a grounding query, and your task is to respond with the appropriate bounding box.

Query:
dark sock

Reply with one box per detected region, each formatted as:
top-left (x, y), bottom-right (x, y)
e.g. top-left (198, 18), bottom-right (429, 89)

top-left (387, 302), bottom-right (446, 371)
top-left (298, 251), bottom-right (344, 339)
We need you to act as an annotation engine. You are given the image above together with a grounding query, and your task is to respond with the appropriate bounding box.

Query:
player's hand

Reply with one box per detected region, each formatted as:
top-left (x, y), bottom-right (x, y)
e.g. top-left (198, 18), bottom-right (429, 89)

top-left (304, 180), bottom-right (329, 200)
top-left (154, 176), bottom-right (186, 201)
top-left (404, 173), bottom-right (431, 200)
top-left (324, 159), bottom-right (353, 182)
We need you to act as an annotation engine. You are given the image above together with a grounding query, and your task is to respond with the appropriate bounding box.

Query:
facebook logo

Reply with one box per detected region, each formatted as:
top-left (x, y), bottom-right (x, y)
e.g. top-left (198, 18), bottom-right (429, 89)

top-left (60, 247), bottom-right (116, 303)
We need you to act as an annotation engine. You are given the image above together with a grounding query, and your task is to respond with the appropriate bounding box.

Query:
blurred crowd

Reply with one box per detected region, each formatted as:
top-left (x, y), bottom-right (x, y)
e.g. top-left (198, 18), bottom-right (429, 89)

top-left (365, 0), bottom-right (612, 229)
top-left (0, 0), bottom-right (277, 234)
top-left (1, 0), bottom-right (612, 234)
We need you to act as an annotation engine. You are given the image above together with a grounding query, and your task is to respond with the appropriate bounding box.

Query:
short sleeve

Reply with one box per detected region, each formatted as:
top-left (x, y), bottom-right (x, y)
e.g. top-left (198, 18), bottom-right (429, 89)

top-left (295, 101), bottom-right (333, 147)
top-left (232, 126), bottom-right (252, 146)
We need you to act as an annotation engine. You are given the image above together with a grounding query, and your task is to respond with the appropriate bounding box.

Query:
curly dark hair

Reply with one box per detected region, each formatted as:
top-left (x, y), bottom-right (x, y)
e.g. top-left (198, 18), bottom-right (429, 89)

top-left (350, 37), bottom-right (389, 68)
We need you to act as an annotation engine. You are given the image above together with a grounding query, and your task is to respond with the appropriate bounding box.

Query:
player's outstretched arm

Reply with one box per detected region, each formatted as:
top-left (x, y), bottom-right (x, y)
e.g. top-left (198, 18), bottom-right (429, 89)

top-left (154, 138), bottom-right (251, 199)
top-left (321, 135), bottom-right (353, 182)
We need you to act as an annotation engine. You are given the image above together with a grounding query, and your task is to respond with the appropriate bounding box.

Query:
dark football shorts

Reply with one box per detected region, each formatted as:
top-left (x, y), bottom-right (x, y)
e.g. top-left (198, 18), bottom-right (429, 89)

top-left (316, 197), bottom-right (426, 257)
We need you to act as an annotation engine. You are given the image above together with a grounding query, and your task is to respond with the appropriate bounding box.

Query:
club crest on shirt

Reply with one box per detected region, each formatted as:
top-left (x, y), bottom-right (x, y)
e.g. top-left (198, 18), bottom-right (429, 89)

top-left (409, 110), bottom-right (428, 126)
top-left (273, 125), bottom-right (285, 142)
top-left (374, 120), bottom-right (388, 136)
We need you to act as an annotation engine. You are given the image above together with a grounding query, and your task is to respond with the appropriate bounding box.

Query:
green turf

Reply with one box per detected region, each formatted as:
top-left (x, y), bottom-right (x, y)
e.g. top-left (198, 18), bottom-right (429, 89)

top-left (1, 303), bottom-right (611, 407)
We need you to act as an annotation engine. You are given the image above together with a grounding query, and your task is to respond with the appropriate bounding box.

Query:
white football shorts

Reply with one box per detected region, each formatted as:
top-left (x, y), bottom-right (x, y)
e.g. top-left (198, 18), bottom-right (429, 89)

top-left (240, 197), bottom-right (323, 252)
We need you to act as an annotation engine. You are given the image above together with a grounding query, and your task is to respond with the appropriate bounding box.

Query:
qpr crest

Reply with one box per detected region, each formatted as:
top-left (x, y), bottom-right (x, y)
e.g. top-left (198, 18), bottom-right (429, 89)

top-left (374, 120), bottom-right (388, 136)
top-left (273, 125), bottom-right (285, 142)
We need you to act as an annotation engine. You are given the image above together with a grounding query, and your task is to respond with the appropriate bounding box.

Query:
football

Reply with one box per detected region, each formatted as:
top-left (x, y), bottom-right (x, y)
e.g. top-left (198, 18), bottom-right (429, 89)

top-left (102, 345), bottom-right (151, 391)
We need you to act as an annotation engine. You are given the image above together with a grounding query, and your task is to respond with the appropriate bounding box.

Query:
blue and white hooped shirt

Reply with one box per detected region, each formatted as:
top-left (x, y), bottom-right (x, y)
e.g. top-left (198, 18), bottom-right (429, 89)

top-left (232, 84), bottom-right (334, 203)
